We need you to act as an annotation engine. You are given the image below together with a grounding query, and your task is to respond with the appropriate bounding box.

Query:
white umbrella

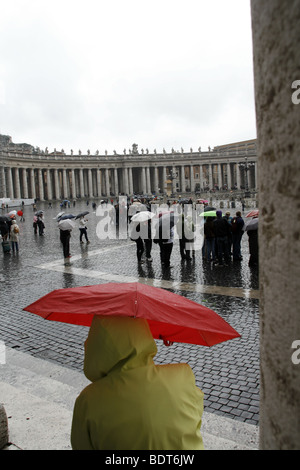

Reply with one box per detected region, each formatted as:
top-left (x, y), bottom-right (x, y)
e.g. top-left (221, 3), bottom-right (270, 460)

top-left (53, 211), bottom-right (65, 220)
top-left (58, 218), bottom-right (76, 231)
top-left (131, 211), bottom-right (155, 222)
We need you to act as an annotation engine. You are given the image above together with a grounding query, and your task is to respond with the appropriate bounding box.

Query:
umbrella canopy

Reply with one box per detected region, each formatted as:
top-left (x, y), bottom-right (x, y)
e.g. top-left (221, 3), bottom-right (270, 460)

top-left (23, 282), bottom-right (240, 347)
top-left (200, 210), bottom-right (216, 217)
top-left (246, 209), bottom-right (259, 218)
top-left (58, 213), bottom-right (76, 220)
top-left (244, 217), bottom-right (259, 231)
top-left (8, 210), bottom-right (17, 216)
top-left (58, 218), bottom-right (76, 231)
top-left (53, 211), bottom-right (65, 220)
top-left (0, 216), bottom-right (10, 223)
top-left (35, 210), bottom-right (44, 216)
top-left (131, 211), bottom-right (155, 222)
top-left (17, 210), bottom-right (23, 216)
top-left (75, 211), bottom-right (89, 220)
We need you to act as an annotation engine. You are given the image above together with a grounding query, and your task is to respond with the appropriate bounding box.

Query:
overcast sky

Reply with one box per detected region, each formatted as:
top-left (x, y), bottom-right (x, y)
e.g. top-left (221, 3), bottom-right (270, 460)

top-left (0, 0), bottom-right (256, 155)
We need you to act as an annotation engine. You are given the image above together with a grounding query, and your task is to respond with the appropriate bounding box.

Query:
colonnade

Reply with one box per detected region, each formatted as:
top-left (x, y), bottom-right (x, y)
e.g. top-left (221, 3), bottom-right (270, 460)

top-left (0, 160), bottom-right (257, 201)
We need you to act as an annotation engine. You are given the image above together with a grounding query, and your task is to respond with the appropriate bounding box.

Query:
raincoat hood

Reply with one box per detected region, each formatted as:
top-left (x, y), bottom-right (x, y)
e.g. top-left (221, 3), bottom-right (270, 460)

top-left (84, 315), bottom-right (157, 382)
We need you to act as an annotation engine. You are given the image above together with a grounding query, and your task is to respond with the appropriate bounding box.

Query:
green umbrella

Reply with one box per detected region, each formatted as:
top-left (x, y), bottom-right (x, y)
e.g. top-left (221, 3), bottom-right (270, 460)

top-left (199, 210), bottom-right (216, 217)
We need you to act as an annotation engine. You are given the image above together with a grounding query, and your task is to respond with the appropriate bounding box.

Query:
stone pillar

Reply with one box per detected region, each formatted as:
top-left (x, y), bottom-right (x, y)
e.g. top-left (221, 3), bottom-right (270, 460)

top-left (79, 169), bottom-right (84, 198)
top-left (251, 0), bottom-right (300, 450)
top-left (141, 167), bottom-right (146, 194)
top-left (38, 169), bottom-right (44, 201)
top-left (217, 163), bottom-right (222, 189)
top-left (62, 169), bottom-right (68, 199)
top-left (14, 168), bottom-right (21, 199)
top-left (22, 168), bottom-right (28, 199)
top-left (105, 168), bottom-right (110, 196)
top-left (172, 166), bottom-right (176, 194)
top-left (190, 165), bottom-right (194, 192)
top-left (1, 167), bottom-right (7, 198)
top-left (114, 168), bottom-right (119, 196)
top-left (153, 167), bottom-right (159, 194)
top-left (146, 167), bottom-right (151, 194)
top-left (30, 169), bottom-right (36, 200)
top-left (208, 164), bottom-right (213, 190)
top-left (88, 169), bottom-right (93, 197)
top-left (162, 166), bottom-right (167, 194)
top-left (54, 169), bottom-right (60, 200)
top-left (123, 167), bottom-right (129, 195)
top-left (97, 169), bottom-right (102, 197)
top-left (46, 169), bottom-right (52, 200)
top-left (236, 163), bottom-right (241, 189)
top-left (128, 167), bottom-right (133, 195)
top-left (227, 162), bottom-right (232, 190)
top-left (180, 166), bottom-right (185, 192)
top-left (199, 165), bottom-right (204, 191)
top-left (70, 169), bottom-right (75, 199)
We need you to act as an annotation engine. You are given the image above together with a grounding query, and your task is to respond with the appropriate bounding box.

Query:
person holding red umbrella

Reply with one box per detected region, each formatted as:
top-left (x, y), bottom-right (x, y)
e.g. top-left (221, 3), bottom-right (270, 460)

top-left (71, 315), bottom-right (204, 450)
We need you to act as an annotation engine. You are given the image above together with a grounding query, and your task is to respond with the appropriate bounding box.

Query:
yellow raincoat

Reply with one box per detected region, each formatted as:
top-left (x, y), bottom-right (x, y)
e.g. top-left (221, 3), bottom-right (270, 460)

top-left (71, 315), bottom-right (204, 450)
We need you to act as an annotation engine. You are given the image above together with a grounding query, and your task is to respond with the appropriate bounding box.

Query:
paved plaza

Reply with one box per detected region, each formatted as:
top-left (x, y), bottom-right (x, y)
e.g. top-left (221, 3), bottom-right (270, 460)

top-left (0, 200), bottom-right (260, 427)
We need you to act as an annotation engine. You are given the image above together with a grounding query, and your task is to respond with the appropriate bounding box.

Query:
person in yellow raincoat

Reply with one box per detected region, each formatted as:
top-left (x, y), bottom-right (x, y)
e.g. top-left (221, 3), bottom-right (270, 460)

top-left (71, 315), bottom-right (204, 450)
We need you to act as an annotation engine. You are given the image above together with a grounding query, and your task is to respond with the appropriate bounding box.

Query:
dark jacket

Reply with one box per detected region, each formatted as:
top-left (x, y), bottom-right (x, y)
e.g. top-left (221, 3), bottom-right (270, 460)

top-left (213, 217), bottom-right (231, 238)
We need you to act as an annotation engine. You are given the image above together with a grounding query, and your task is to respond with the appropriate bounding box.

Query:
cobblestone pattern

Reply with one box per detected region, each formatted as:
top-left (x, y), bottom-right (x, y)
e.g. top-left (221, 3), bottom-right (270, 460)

top-left (0, 201), bottom-right (259, 425)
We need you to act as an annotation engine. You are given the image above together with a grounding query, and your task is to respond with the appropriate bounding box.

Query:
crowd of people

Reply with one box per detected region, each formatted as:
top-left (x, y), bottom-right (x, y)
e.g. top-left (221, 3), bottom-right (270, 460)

top-left (0, 198), bottom-right (259, 268)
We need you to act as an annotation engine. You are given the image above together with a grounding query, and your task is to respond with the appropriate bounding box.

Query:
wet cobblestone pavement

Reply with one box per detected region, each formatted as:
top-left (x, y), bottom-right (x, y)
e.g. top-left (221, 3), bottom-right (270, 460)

top-left (0, 200), bottom-right (259, 425)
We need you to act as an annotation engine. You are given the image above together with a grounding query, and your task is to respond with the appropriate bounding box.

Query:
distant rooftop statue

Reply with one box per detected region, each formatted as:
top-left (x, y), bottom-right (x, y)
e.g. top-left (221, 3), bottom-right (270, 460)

top-left (132, 143), bottom-right (138, 154)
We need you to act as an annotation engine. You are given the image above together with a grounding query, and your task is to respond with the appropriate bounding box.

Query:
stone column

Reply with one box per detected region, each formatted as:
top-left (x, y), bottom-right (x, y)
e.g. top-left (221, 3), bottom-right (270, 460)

top-left (7, 168), bottom-right (13, 199)
top-left (79, 169), bottom-right (84, 198)
top-left (38, 169), bottom-right (44, 201)
top-left (97, 169), bottom-right (102, 197)
top-left (54, 169), bottom-right (60, 200)
top-left (162, 166), bottom-right (167, 194)
top-left (146, 167), bottom-right (151, 194)
top-left (22, 168), bottom-right (28, 199)
top-left (114, 168), bottom-right (119, 196)
top-left (227, 162), bottom-right (232, 189)
top-left (236, 163), bottom-right (241, 189)
top-left (172, 166), bottom-right (176, 194)
top-left (105, 168), bottom-right (110, 196)
top-left (88, 169), bottom-right (93, 197)
top-left (128, 167), bottom-right (133, 195)
top-left (123, 167), bottom-right (129, 195)
top-left (46, 169), bottom-right (52, 200)
top-left (251, 0), bottom-right (300, 450)
top-left (13, 168), bottom-right (21, 199)
top-left (1, 167), bottom-right (7, 198)
top-left (141, 167), bottom-right (146, 194)
top-left (208, 164), bottom-right (213, 190)
top-left (199, 165), bottom-right (204, 191)
top-left (153, 167), bottom-right (159, 194)
top-left (30, 169), bottom-right (36, 200)
top-left (217, 164), bottom-right (222, 189)
top-left (62, 169), bottom-right (68, 199)
top-left (190, 165), bottom-right (194, 192)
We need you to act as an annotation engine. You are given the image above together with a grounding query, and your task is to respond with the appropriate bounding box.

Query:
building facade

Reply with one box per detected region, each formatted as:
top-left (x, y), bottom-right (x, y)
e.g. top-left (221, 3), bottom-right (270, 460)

top-left (0, 135), bottom-right (257, 200)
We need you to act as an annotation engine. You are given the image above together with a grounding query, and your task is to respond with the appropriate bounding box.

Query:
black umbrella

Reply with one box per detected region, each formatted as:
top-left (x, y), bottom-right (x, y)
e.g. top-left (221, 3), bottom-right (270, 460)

top-left (0, 216), bottom-right (10, 223)
top-left (75, 211), bottom-right (89, 220)
top-left (204, 206), bottom-right (216, 212)
top-left (58, 213), bottom-right (76, 220)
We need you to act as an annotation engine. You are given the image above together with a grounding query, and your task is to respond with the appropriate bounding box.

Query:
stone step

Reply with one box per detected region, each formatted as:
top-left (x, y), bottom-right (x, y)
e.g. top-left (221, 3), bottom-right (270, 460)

top-left (0, 348), bottom-right (259, 450)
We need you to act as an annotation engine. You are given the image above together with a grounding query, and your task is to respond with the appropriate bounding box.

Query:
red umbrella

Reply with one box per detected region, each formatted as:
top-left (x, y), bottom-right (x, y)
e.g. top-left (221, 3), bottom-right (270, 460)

top-left (23, 282), bottom-right (240, 347)
top-left (17, 210), bottom-right (23, 216)
top-left (246, 209), bottom-right (259, 218)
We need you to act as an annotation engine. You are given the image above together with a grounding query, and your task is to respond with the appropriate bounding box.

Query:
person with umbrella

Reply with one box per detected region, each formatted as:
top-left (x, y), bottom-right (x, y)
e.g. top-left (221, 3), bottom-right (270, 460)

top-left (154, 212), bottom-right (176, 268)
top-left (130, 212), bottom-right (153, 262)
top-left (70, 315), bottom-right (204, 450)
top-left (24, 282), bottom-right (240, 451)
top-left (78, 214), bottom-right (90, 245)
top-left (244, 215), bottom-right (259, 266)
top-left (58, 218), bottom-right (75, 260)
